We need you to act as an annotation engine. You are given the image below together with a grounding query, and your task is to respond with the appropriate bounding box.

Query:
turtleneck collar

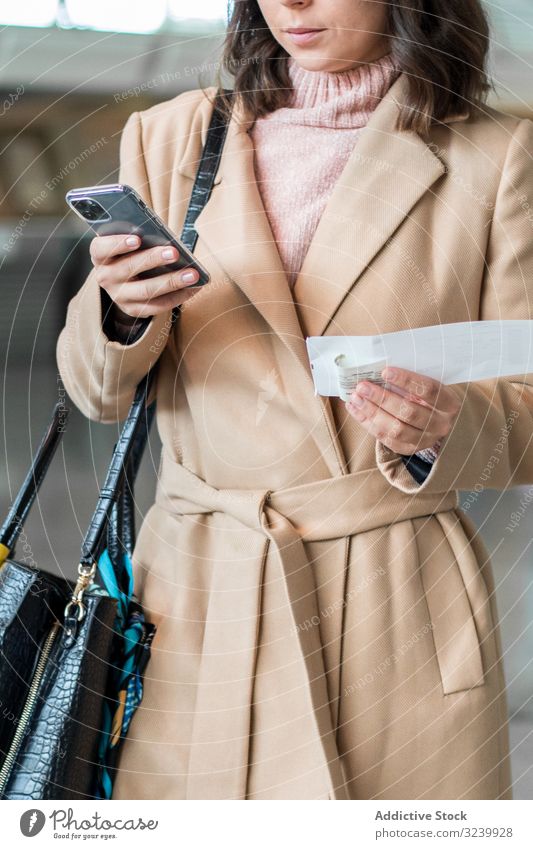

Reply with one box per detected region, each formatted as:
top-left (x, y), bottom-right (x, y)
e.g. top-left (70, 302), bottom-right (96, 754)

top-left (258, 52), bottom-right (401, 129)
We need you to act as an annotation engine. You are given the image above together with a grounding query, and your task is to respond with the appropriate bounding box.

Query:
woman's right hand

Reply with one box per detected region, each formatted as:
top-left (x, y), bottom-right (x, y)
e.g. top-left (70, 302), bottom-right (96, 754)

top-left (90, 233), bottom-right (202, 320)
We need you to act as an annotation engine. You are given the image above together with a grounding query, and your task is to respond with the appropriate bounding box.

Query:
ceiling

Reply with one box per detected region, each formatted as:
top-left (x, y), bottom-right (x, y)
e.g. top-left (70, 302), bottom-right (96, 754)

top-left (0, 2), bottom-right (531, 113)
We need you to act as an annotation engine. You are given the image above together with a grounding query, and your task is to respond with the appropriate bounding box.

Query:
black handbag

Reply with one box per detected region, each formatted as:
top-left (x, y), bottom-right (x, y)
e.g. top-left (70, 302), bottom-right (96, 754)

top-left (0, 86), bottom-right (233, 800)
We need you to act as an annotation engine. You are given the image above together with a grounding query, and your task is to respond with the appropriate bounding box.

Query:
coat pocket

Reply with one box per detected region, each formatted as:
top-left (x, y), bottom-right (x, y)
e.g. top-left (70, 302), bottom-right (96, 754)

top-left (412, 516), bottom-right (485, 695)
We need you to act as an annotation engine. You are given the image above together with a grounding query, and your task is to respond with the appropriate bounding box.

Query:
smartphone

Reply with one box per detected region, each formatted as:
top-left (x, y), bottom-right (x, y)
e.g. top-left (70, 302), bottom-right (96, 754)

top-left (65, 183), bottom-right (210, 285)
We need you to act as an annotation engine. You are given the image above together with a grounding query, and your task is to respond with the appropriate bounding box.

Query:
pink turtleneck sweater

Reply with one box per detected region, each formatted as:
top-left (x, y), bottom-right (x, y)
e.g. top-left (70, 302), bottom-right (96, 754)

top-left (248, 52), bottom-right (401, 288)
top-left (248, 53), bottom-right (440, 466)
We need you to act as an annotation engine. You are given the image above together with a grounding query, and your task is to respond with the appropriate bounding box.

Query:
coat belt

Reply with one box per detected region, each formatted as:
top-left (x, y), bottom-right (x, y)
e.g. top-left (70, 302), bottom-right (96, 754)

top-left (154, 450), bottom-right (458, 799)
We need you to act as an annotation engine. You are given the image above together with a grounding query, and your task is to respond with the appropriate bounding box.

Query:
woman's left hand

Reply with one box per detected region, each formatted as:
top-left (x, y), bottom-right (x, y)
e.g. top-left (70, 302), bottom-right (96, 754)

top-left (345, 366), bottom-right (461, 455)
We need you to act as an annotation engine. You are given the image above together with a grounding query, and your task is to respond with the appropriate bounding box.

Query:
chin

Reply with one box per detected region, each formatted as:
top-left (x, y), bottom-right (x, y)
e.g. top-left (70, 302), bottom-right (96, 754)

top-left (291, 51), bottom-right (374, 74)
top-left (288, 56), bottom-right (346, 73)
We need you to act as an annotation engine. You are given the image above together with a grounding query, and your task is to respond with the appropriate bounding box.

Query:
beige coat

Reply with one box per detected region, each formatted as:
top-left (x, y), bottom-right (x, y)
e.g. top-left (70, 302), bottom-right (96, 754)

top-left (56, 73), bottom-right (533, 800)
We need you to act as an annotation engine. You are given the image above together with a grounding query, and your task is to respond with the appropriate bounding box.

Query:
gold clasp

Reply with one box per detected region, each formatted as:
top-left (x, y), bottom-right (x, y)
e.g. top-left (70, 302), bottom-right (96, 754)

top-left (63, 561), bottom-right (97, 622)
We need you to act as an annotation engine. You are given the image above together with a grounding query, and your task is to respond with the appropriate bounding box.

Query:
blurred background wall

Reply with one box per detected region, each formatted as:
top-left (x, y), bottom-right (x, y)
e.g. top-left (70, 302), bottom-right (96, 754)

top-left (0, 0), bottom-right (532, 798)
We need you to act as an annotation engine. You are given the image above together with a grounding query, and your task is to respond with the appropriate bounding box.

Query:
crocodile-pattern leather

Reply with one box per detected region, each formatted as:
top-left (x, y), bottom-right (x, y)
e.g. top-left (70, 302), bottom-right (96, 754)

top-left (106, 397), bottom-right (156, 584)
top-left (2, 584), bottom-right (118, 800)
top-left (82, 88), bottom-right (233, 576)
top-left (166, 88), bottom-right (233, 329)
top-left (179, 89), bottom-right (233, 255)
top-left (0, 562), bottom-right (67, 758)
top-left (81, 370), bottom-right (156, 572)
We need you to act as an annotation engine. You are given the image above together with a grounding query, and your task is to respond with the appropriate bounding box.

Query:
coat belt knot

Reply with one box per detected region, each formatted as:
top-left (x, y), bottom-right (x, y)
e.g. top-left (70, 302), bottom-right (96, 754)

top-left (152, 450), bottom-right (458, 799)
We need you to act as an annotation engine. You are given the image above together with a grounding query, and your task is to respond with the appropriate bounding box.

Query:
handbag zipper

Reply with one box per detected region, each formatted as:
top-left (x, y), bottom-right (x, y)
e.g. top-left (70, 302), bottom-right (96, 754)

top-left (0, 619), bottom-right (61, 796)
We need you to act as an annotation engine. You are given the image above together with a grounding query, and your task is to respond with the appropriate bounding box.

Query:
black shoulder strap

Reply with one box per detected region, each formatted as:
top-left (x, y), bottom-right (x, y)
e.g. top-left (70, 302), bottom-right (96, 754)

top-left (179, 90), bottom-right (233, 253)
top-left (0, 402), bottom-right (70, 554)
top-left (80, 87), bottom-right (234, 568)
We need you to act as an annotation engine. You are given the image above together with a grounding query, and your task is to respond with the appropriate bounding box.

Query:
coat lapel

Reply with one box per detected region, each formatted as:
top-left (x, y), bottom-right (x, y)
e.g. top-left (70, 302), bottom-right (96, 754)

top-left (183, 95), bottom-right (312, 378)
top-left (177, 74), bottom-right (467, 474)
top-left (183, 74), bottom-right (466, 342)
top-left (292, 75), bottom-right (454, 337)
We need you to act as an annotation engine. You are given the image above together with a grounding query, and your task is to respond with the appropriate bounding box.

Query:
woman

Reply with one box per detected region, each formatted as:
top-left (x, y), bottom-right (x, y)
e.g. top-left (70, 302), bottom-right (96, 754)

top-left (57, 0), bottom-right (533, 800)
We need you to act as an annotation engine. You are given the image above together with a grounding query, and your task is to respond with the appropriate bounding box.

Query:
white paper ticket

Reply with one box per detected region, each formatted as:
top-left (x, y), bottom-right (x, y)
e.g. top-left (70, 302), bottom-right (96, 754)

top-left (334, 355), bottom-right (388, 402)
top-left (306, 321), bottom-right (533, 399)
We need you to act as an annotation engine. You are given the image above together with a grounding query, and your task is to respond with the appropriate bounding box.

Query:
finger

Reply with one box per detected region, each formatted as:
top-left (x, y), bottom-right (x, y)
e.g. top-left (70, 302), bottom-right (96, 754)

top-left (346, 396), bottom-right (441, 453)
top-left (97, 251), bottom-right (198, 295)
top-left (90, 233), bottom-right (142, 264)
top-left (353, 382), bottom-right (452, 437)
top-left (381, 367), bottom-right (460, 414)
top-left (113, 286), bottom-right (199, 319)
top-left (115, 244), bottom-right (196, 284)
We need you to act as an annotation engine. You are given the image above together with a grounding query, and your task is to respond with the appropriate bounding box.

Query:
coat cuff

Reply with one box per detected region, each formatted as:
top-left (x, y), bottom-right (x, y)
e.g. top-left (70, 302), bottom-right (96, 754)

top-left (93, 268), bottom-right (172, 368)
top-left (100, 287), bottom-right (152, 345)
top-left (375, 383), bottom-right (470, 493)
top-left (376, 439), bottom-right (444, 492)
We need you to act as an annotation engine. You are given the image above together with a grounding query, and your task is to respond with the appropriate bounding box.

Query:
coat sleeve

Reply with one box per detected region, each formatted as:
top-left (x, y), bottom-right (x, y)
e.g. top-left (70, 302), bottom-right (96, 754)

top-left (55, 110), bottom-right (174, 424)
top-left (376, 117), bottom-right (533, 494)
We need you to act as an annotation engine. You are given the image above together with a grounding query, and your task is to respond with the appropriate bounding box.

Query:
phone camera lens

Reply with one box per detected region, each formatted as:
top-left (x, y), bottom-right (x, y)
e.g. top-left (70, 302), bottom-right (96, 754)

top-left (70, 197), bottom-right (110, 222)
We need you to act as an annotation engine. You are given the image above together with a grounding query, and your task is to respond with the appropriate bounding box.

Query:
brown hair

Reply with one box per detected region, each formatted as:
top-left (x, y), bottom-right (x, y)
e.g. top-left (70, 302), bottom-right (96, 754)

top-left (207, 0), bottom-right (492, 137)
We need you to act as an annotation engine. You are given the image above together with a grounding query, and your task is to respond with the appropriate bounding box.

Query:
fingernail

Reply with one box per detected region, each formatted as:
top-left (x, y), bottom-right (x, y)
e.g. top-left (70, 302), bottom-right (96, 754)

top-left (382, 368), bottom-right (395, 380)
top-left (162, 247), bottom-right (176, 260)
top-left (357, 383), bottom-right (371, 397)
top-left (181, 270), bottom-right (197, 283)
top-left (126, 236), bottom-right (139, 247)
top-left (350, 395), bottom-right (364, 408)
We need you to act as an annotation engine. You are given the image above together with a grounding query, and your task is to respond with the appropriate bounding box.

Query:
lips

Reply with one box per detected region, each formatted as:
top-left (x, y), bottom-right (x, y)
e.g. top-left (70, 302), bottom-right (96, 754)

top-left (284, 28), bottom-right (326, 45)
